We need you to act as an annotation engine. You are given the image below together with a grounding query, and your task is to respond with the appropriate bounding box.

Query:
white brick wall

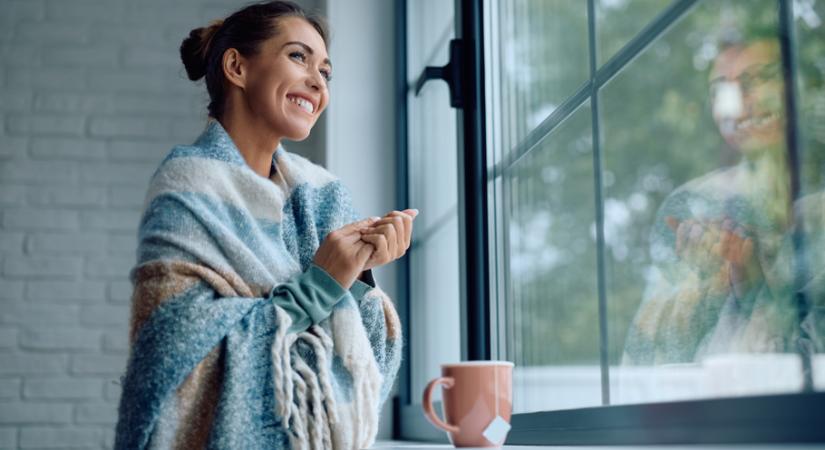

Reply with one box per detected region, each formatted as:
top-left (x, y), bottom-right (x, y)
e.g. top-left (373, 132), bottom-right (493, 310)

top-left (0, 1), bottom-right (296, 448)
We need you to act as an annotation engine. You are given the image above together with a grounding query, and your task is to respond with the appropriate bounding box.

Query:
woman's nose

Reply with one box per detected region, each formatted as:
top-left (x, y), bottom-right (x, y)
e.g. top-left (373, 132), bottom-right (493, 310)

top-left (306, 70), bottom-right (324, 91)
top-left (713, 81), bottom-right (744, 119)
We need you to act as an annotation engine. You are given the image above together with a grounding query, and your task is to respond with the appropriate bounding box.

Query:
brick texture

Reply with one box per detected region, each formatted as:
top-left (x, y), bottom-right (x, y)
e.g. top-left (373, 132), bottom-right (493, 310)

top-left (0, 0), bottom-right (259, 448)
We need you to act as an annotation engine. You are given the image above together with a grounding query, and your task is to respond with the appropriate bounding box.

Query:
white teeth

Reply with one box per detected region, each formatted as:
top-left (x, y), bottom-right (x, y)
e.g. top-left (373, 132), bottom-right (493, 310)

top-left (288, 95), bottom-right (314, 114)
top-left (735, 113), bottom-right (778, 131)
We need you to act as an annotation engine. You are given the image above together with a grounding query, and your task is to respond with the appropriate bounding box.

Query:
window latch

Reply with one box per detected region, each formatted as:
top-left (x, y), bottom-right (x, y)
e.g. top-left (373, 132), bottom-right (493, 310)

top-left (414, 39), bottom-right (464, 108)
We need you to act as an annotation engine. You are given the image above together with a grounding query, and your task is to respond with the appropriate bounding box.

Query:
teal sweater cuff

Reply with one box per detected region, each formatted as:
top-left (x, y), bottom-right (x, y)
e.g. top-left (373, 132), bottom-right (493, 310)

top-left (350, 269), bottom-right (376, 300)
top-left (349, 279), bottom-right (372, 301)
top-left (269, 263), bottom-right (347, 333)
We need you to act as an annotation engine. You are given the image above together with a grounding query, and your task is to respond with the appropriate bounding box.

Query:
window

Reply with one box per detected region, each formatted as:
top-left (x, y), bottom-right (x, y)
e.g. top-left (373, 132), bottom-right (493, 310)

top-left (400, 0), bottom-right (825, 444)
top-left (405, 0), bottom-right (462, 403)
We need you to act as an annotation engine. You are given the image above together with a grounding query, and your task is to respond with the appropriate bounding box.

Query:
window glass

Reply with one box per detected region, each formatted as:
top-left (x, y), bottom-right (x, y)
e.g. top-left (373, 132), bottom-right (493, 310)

top-left (496, 0), bottom-right (589, 151)
top-left (502, 104), bottom-right (602, 413)
top-left (408, 0), bottom-right (454, 74)
top-left (596, 0), bottom-right (674, 64)
top-left (407, 0), bottom-right (462, 400)
top-left (409, 218), bottom-right (461, 397)
top-left (794, 0), bottom-right (825, 390)
top-left (486, 0), bottom-right (825, 412)
top-left (600, 0), bottom-right (824, 403)
top-left (408, 79), bottom-right (461, 398)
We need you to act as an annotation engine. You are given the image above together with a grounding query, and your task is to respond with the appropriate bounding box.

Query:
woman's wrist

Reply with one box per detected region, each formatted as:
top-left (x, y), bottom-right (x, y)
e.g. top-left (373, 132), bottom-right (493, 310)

top-left (308, 262), bottom-right (348, 291)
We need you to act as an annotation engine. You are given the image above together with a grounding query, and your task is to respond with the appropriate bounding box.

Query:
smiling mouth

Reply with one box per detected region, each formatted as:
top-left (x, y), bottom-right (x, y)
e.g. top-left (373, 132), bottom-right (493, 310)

top-left (286, 94), bottom-right (315, 114)
top-left (735, 112), bottom-right (779, 132)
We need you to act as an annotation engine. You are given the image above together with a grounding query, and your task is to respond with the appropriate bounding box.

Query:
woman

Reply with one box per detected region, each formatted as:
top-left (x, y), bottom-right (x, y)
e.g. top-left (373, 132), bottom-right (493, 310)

top-left (114, 2), bottom-right (414, 449)
top-left (622, 38), bottom-right (800, 365)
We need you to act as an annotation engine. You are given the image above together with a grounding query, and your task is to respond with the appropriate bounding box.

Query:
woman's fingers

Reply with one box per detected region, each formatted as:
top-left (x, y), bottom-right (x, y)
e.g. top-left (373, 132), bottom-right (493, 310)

top-left (326, 228), bottom-right (363, 247)
top-left (356, 209), bottom-right (418, 270)
top-left (698, 222), bottom-right (718, 261)
top-left (355, 240), bottom-right (375, 265)
top-left (340, 217), bottom-right (381, 236)
top-left (386, 213), bottom-right (406, 255)
top-left (314, 218), bottom-right (384, 289)
top-left (729, 227), bottom-right (748, 266)
top-left (391, 211), bottom-right (413, 250)
top-left (361, 232), bottom-right (390, 267)
top-left (364, 223), bottom-right (399, 258)
top-left (740, 237), bottom-right (754, 263)
top-left (325, 217), bottom-right (382, 249)
top-left (401, 208), bottom-right (419, 218)
top-left (380, 223), bottom-right (399, 258)
top-left (365, 210), bottom-right (417, 254)
top-left (705, 222), bottom-right (721, 254)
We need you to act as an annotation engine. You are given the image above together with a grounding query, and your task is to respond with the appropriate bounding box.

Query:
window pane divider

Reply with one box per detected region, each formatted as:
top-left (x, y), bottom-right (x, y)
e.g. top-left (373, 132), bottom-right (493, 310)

top-left (593, 0), bottom-right (700, 87)
top-left (587, 0), bottom-right (611, 407)
top-left (492, 0), bottom-right (701, 178)
top-left (489, 80), bottom-right (592, 178)
top-left (779, 0), bottom-right (815, 393)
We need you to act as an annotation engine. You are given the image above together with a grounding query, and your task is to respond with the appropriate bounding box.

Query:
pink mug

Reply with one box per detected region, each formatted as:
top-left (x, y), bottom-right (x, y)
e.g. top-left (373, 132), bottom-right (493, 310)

top-left (422, 361), bottom-right (514, 447)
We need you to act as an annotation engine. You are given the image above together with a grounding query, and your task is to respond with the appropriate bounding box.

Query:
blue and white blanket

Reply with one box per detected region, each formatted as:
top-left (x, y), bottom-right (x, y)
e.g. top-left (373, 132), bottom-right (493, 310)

top-left (114, 119), bottom-right (402, 449)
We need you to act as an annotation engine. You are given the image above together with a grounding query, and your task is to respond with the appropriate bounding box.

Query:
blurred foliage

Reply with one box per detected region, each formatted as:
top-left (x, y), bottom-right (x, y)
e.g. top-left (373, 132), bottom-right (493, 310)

top-left (501, 0), bottom-right (825, 366)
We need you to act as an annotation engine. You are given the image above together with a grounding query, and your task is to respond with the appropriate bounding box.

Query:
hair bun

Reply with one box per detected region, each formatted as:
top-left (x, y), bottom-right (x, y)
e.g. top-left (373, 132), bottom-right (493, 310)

top-left (180, 19), bottom-right (224, 81)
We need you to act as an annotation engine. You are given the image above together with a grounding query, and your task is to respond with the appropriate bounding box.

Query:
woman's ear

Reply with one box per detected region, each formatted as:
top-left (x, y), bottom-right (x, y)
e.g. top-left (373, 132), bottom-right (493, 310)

top-left (222, 48), bottom-right (247, 89)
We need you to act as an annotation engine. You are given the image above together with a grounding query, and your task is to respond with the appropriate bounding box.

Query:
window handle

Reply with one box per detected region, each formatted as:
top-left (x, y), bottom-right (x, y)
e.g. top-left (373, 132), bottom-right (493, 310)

top-left (414, 39), bottom-right (464, 108)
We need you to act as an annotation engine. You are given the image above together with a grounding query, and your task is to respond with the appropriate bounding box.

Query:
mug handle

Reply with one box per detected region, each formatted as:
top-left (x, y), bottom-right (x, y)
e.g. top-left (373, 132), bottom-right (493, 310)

top-left (422, 377), bottom-right (460, 433)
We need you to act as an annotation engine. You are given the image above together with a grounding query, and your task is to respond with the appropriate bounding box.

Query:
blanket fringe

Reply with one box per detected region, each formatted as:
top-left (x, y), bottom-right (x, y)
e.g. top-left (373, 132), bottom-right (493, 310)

top-left (269, 301), bottom-right (384, 450)
top-left (271, 306), bottom-right (349, 449)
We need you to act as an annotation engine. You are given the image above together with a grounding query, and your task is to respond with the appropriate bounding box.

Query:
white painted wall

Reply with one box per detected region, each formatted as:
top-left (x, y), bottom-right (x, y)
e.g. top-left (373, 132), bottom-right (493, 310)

top-left (326, 1), bottom-right (398, 228)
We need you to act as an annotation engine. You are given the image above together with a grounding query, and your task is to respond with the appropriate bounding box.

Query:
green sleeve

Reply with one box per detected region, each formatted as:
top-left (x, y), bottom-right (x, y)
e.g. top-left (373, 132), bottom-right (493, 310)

top-left (269, 263), bottom-right (348, 333)
top-left (349, 269), bottom-right (376, 301)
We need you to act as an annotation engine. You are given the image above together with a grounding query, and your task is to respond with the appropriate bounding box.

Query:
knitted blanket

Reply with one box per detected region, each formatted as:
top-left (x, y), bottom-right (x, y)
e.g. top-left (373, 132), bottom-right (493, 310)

top-left (114, 120), bottom-right (402, 449)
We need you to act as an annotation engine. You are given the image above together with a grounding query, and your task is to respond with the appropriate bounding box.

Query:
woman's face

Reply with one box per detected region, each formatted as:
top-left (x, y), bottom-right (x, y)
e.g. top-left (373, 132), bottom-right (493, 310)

top-left (709, 40), bottom-right (784, 156)
top-left (242, 17), bottom-right (331, 141)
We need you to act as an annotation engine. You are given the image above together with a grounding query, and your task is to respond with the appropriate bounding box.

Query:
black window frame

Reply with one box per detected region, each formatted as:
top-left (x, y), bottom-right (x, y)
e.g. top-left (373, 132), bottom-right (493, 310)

top-left (394, 0), bottom-right (825, 444)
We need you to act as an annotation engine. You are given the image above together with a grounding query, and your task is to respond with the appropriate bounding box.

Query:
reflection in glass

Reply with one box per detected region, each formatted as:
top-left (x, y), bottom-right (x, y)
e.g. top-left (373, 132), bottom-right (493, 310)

top-left (795, 0), bottom-right (825, 391)
top-left (487, 0), bottom-right (825, 411)
top-left (504, 105), bottom-right (601, 412)
top-left (496, 0), bottom-right (589, 150)
top-left (600, 0), bottom-right (825, 403)
top-left (596, 0), bottom-right (673, 64)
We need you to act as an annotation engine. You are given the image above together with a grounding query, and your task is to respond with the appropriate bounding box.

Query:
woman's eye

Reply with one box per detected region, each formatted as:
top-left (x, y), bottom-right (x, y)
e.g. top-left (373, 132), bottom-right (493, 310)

top-left (289, 51), bottom-right (306, 62)
top-left (320, 69), bottom-right (332, 82)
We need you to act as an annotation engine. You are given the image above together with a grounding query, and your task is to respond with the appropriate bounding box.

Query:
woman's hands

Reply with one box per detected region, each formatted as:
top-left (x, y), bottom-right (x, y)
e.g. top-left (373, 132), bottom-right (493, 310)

top-left (313, 217), bottom-right (379, 289)
top-left (666, 216), bottom-right (762, 298)
top-left (360, 209), bottom-right (419, 272)
top-left (312, 209), bottom-right (418, 289)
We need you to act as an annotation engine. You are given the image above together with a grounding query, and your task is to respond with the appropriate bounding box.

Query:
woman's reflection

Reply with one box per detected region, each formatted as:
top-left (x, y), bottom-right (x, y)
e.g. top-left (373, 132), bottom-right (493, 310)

top-left (622, 38), bottom-right (812, 365)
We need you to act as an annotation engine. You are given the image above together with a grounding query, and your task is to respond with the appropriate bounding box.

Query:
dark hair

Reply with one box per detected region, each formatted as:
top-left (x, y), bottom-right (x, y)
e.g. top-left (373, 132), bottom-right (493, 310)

top-left (180, 1), bottom-right (329, 120)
